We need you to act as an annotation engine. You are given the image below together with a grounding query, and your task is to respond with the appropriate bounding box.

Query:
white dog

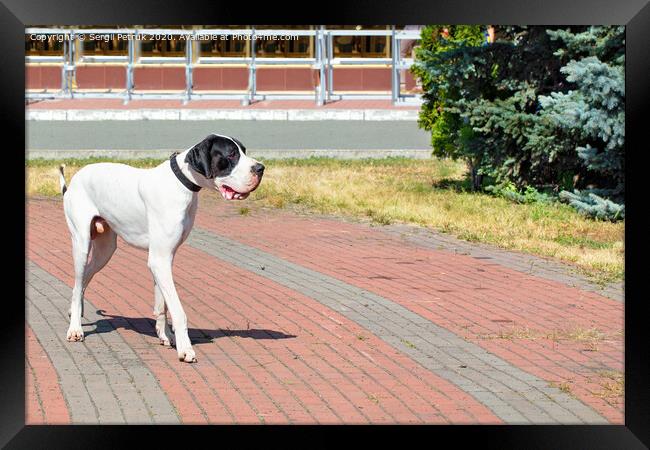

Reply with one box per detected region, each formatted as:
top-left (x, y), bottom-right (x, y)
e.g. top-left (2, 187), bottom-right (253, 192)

top-left (58, 134), bottom-right (264, 363)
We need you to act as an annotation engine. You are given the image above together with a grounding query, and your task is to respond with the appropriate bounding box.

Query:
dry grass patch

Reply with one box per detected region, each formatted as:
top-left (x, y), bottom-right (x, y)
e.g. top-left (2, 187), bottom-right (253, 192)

top-left (367, 393), bottom-right (380, 404)
top-left (545, 326), bottom-right (605, 341)
top-left (401, 338), bottom-right (417, 349)
top-left (26, 157), bottom-right (624, 282)
top-left (26, 158), bottom-right (163, 197)
top-left (593, 371), bottom-right (624, 400)
top-left (477, 325), bottom-right (614, 352)
top-left (477, 326), bottom-right (539, 341)
top-left (550, 380), bottom-right (575, 396)
top-left (546, 326), bottom-right (610, 352)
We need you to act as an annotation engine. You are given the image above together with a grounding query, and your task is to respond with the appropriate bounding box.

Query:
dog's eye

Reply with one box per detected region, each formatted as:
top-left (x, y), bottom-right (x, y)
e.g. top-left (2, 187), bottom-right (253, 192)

top-left (228, 150), bottom-right (237, 158)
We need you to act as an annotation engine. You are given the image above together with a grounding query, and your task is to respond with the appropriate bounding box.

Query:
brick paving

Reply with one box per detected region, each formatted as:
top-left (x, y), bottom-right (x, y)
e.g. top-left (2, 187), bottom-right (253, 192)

top-left (382, 223), bottom-right (623, 302)
top-left (26, 262), bottom-right (179, 424)
top-left (187, 228), bottom-right (605, 424)
top-left (25, 326), bottom-right (70, 424)
top-left (25, 195), bottom-right (623, 424)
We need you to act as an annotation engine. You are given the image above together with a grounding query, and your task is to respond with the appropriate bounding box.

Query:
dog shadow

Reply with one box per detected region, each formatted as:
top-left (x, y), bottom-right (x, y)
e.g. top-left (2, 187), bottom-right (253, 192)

top-left (83, 309), bottom-right (297, 344)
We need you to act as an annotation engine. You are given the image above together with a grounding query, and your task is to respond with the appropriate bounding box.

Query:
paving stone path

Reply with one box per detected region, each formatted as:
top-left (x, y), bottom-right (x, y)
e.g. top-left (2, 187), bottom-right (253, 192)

top-left (25, 195), bottom-right (624, 424)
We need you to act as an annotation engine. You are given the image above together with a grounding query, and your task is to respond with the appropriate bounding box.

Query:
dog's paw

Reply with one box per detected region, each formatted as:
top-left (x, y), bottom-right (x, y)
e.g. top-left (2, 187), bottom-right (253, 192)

top-left (174, 329), bottom-right (196, 362)
top-left (177, 347), bottom-right (197, 363)
top-left (66, 326), bottom-right (84, 342)
top-left (155, 321), bottom-right (172, 347)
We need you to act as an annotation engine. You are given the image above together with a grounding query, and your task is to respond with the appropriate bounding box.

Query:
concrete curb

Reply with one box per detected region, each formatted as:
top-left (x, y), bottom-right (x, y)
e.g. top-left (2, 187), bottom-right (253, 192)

top-left (26, 108), bottom-right (420, 122)
top-left (26, 148), bottom-right (433, 160)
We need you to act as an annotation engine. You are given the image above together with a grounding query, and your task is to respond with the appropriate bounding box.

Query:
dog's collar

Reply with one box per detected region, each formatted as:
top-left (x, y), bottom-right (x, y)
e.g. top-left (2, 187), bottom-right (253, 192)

top-left (170, 152), bottom-right (202, 192)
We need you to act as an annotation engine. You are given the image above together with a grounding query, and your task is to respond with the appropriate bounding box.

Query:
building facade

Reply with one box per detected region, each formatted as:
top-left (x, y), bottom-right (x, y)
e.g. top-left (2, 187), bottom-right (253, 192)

top-left (26, 25), bottom-right (422, 103)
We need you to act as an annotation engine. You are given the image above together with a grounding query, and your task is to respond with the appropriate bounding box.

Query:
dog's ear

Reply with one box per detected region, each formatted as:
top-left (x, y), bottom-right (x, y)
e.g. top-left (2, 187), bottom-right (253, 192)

top-left (185, 135), bottom-right (215, 178)
top-left (230, 136), bottom-right (246, 154)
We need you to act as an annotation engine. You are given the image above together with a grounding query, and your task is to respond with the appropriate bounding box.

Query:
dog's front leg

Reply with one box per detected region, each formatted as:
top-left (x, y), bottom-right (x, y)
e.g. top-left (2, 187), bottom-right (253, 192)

top-left (147, 250), bottom-right (196, 363)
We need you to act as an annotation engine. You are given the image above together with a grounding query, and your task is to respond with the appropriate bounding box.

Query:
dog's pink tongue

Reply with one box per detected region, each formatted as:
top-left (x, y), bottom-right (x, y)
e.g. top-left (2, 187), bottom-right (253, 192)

top-left (220, 185), bottom-right (236, 200)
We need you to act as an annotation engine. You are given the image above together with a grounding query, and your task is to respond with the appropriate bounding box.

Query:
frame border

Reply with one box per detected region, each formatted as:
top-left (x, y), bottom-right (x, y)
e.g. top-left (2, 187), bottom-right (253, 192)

top-left (5, 1), bottom-right (648, 447)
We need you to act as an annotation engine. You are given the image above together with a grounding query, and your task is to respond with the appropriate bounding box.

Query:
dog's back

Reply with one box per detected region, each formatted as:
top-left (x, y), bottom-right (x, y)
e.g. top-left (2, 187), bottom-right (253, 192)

top-left (67, 162), bottom-right (145, 192)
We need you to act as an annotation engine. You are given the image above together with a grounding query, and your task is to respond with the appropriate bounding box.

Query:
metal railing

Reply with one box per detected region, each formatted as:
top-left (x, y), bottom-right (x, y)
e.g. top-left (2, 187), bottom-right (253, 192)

top-left (25, 27), bottom-right (423, 105)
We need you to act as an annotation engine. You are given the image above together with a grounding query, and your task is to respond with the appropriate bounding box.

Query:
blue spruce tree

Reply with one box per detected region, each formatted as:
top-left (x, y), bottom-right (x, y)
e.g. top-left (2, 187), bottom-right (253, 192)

top-left (539, 26), bottom-right (625, 220)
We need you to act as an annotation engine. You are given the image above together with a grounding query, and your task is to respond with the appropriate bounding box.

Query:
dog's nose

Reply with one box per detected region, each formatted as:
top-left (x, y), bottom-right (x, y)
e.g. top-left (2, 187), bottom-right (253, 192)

top-left (252, 163), bottom-right (265, 176)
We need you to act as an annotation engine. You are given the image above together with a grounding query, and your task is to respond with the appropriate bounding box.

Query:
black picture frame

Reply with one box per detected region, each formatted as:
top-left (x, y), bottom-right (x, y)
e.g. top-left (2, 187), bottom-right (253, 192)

top-left (4, 0), bottom-right (648, 448)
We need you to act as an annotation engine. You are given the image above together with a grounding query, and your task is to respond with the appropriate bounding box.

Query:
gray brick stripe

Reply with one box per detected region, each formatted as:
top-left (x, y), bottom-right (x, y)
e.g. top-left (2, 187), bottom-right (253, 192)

top-left (188, 228), bottom-right (608, 424)
top-left (26, 261), bottom-right (180, 424)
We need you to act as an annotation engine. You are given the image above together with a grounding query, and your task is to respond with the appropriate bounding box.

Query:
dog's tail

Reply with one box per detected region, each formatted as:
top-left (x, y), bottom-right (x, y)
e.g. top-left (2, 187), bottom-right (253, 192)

top-left (58, 164), bottom-right (67, 196)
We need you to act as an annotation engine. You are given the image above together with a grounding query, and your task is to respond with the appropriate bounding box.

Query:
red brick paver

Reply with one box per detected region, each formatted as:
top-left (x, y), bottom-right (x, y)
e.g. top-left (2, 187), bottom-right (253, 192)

top-left (25, 326), bottom-right (70, 424)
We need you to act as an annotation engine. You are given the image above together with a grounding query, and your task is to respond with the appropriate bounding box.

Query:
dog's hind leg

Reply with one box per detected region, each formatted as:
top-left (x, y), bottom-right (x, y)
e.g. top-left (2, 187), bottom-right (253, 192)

top-left (67, 233), bottom-right (91, 342)
top-left (153, 281), bottom-right (172, 346)
top-left (64, 209), bottom-right (116, 342)
top-left (81, 228), bottom-right (118, 317)
top-left (66, 222), bottom-right (116, 314)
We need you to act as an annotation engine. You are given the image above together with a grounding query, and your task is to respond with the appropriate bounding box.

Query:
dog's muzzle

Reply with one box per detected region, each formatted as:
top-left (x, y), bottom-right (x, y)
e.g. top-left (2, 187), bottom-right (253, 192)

top-left (219, 164), bottom-right (264, 201)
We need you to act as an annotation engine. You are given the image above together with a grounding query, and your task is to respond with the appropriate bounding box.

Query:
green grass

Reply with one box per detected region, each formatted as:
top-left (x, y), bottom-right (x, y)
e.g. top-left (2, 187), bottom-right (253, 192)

top-left (401, 339), bottom-right (417, 349)
top-left (553, 234), bottom-right (611, 250)
top-left (26, 156), bottom-right (624, 283)
top-left (27, 157), bottom-right (165, 168)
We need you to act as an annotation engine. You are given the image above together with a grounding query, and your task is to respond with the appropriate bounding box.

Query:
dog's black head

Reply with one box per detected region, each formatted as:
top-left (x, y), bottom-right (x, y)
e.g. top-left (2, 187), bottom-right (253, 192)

top-left (185, 134), bottom-right (264, 201)
top-left (185, 134), bottom-right (247, 179)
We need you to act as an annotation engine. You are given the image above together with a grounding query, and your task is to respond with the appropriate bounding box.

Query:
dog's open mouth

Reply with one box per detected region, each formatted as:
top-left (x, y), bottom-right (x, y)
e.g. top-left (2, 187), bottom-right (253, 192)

top-left (219, 184), bottom-right (249, 200)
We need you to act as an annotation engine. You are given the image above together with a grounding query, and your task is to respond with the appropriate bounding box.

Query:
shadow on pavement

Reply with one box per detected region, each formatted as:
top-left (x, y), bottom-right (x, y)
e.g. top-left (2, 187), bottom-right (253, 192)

top-left (83, 309), bottom-right (297, 344)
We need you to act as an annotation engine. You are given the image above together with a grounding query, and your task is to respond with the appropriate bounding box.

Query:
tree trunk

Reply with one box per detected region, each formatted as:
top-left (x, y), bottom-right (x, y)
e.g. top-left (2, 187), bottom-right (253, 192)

top-left (468, 160), bottom-right (483, 191)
